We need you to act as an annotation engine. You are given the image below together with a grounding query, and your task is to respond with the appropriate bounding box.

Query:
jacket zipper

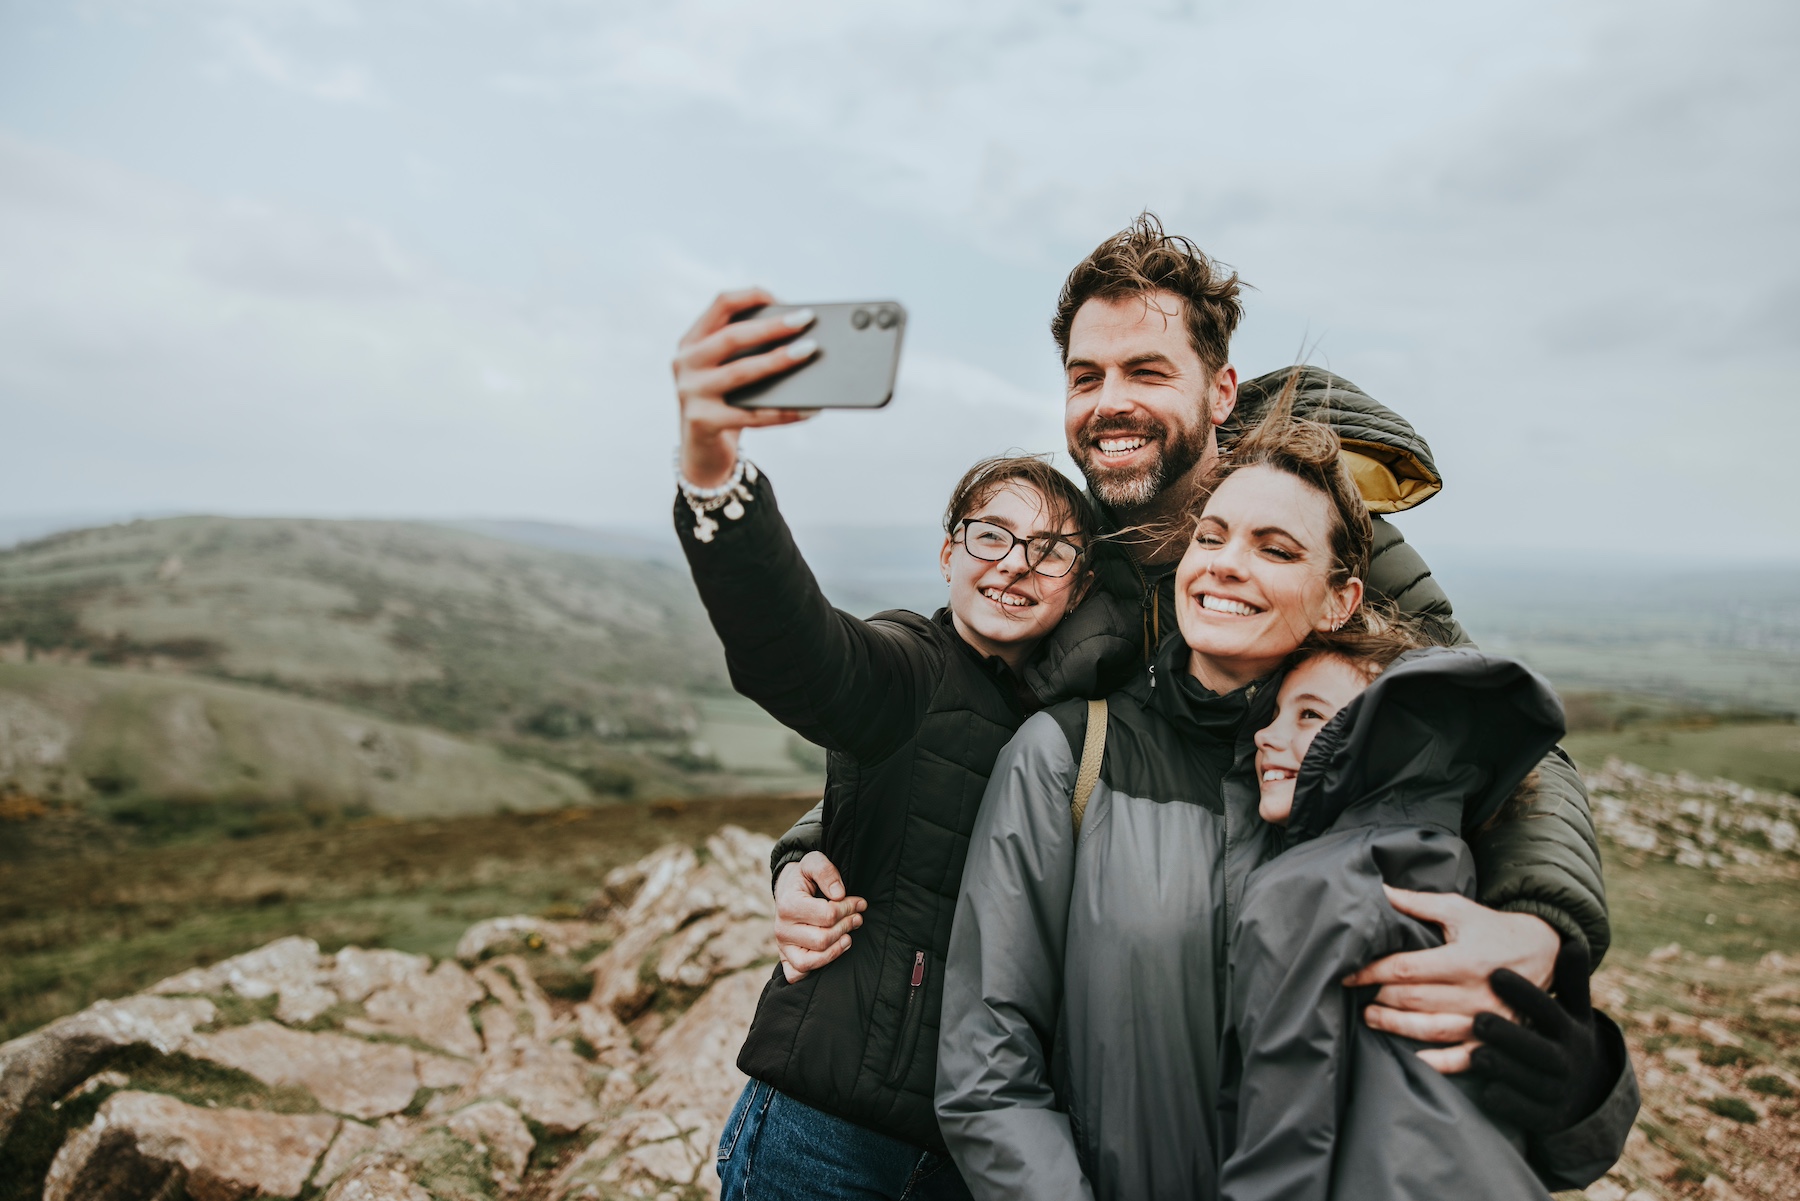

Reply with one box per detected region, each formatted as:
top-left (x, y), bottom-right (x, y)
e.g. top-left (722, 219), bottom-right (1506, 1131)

top-left (1219, 686), bottom-right (1261, 948)
top-left (886, 951), bottom-right (927, 1086)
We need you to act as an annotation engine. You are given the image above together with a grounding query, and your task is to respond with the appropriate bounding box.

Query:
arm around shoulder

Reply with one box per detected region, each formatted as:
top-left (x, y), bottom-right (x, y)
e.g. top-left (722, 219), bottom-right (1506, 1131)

top-left (1470, 749), bottom-right (1611, 966)
top-left (1371, 521), bottom-right (1614, 965)
top-left (937, 710), bottom-right (1094, 1201)
top-left (768, 799), bottom-right (825, 889)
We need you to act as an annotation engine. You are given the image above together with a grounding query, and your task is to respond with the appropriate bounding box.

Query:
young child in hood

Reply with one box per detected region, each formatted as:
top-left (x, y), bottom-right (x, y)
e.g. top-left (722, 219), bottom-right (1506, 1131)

top-left (1216, 634), bottom-right (1640, 1201)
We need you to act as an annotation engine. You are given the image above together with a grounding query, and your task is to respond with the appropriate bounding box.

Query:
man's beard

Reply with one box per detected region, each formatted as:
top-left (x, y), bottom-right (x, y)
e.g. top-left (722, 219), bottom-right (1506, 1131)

top-left (1073, 415), bottom-right (1210, 510)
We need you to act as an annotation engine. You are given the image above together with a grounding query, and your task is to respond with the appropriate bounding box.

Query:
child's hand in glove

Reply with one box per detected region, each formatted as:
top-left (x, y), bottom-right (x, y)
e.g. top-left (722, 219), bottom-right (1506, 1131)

top-left (1468, 941), bottom-right (1616, 1132)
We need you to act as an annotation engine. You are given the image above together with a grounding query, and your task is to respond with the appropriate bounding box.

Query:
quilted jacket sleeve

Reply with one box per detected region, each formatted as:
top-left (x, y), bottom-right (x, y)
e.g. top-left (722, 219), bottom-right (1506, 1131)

top-left (678, 469), bottom-right (940, 755)
top-left (1367, 520), bottom-right (1611, 965)
top-left (1367, 517), bottom-right (1468, 646)
top-left (1470, 749), bottom-right (1611, 965)
top-left (769, 800), bottom-right (824, 886)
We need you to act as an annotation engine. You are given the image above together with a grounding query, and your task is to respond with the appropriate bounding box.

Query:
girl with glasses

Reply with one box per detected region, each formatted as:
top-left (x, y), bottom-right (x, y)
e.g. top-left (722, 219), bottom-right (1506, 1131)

top-left (672, 290), bottom-right (1132, 1201)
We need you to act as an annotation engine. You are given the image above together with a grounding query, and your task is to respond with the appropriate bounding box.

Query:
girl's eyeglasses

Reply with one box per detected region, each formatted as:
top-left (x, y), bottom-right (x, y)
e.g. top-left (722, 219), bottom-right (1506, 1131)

top-left (954, 519), bottom-right (1084, 578)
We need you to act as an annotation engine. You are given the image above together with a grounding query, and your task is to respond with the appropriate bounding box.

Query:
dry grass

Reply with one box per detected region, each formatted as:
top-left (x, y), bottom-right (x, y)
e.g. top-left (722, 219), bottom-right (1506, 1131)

top-left (0, 793), bottom-right (815, 1044)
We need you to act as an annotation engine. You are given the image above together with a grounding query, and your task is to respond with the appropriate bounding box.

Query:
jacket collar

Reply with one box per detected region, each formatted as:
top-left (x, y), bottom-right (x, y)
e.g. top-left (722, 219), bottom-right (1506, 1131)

top-left (932, 607), bottom-right (1036, 716)
top-left (1134, 628), bottom-right (1276, 746)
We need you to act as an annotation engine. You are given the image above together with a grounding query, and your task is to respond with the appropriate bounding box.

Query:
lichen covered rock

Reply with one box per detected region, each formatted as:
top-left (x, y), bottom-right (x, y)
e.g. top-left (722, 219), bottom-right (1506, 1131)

top-left (1, 824), bottom-right (782, 1200)
top-left (43, 1090), bottom-right (339, 1201)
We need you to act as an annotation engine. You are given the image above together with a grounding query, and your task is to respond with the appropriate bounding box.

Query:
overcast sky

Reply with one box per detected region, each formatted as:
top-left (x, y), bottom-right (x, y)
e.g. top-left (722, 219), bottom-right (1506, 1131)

top-left (2, 0), bottom-right (1795, 558)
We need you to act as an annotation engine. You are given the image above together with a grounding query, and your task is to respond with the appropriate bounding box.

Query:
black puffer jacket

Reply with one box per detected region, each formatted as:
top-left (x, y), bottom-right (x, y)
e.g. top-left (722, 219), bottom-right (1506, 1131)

top-left (774, 365), bottom-right (1612, 965)
top-left (676, 469), bottom-right (1135, 1153)
top-left (1217, 648), bottom-right (1639, 1199)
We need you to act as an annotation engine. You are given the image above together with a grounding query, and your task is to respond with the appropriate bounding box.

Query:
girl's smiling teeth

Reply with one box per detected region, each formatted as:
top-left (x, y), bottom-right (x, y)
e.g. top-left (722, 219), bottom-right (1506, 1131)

top-left (1261, 767), bottom-right (1296, 784)
top-left (1199, 593), bottom-right (1262, 617)
top-left (981, 586), bottom-right (1033, 608)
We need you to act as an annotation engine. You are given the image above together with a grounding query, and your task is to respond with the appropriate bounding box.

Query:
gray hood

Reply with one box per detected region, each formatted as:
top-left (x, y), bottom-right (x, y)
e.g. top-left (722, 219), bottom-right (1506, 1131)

top-left (1285, 646), bottom-right (1566, 845)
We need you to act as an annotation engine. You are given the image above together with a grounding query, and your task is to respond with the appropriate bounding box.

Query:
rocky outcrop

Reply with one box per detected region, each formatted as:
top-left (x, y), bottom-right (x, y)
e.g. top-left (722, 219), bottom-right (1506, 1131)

top-left (0, 825), bottom-right (783, 1200)
top-left (44, 1091), bottom-right (339, 1201)
top-left (1588, 756), bottom-right (1800, 874)
top-left (0, 994), bottom-right (218, 1146)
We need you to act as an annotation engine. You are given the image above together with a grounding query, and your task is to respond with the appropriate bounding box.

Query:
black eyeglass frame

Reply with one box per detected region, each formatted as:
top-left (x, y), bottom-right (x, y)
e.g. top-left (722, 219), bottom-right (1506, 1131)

top-left (952, 518), bottom-right (1086, 579)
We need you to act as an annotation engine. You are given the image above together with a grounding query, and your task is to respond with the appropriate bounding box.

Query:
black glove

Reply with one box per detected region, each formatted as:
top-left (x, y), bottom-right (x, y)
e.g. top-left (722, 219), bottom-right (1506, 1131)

top-left (1468, 941), bottom-right (1613, 1133)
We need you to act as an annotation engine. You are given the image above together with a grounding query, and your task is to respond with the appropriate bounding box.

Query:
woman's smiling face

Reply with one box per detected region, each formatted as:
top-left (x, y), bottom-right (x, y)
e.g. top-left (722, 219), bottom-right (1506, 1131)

top-left (1175, 464), bottom-right (1363, 693)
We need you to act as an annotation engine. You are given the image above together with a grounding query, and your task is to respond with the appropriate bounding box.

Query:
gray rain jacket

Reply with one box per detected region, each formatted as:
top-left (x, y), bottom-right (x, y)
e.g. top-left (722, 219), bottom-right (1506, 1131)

top-left (1217, 648), bottom-right (1639, 1200)
top-left (936, 639), bottom-right (1638, 1201)
top-left (936, 636), bottom-right (1274, 1201)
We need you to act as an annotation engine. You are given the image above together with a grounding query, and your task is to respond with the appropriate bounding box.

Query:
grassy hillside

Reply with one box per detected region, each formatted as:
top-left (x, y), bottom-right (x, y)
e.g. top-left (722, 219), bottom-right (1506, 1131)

top-left (0, 517), bottom-right (832, 825)
top-left (0, 794), bottom-right (815, 1045)
top-left (0, 661), bottom-right (598, 852)
top-left (1566, 719), bottom-right (1800, 797)
top-left (0, 516), bottom-right (727, 738)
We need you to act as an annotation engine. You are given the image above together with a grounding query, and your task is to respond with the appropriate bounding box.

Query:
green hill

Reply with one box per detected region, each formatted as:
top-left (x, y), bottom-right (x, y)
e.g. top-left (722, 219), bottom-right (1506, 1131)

top-left (0, 518), bottom-right (822, 844)
top-left (0, 661), bottom-right (590, 849)
top-left (0, 516), bottom-right (727, 736)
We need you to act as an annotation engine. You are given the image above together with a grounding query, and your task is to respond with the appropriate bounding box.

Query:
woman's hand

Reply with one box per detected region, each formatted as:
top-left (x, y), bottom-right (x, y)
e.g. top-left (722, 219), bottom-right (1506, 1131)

top-left (1342, 885), bottom-right (1561, 1074)
top-left (773, 851), bottom-right (866, 983)
top-left (674, 289), bottom-right (819, 488)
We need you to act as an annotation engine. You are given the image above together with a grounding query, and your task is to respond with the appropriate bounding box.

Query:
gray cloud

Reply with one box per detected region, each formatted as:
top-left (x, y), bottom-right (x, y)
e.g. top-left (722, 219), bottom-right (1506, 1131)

top-left (1, 0), bottom-right (1794, 558)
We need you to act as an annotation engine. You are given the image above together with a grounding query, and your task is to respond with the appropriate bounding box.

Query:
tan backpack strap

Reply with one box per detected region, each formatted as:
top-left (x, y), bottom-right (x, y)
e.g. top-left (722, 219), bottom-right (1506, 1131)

top-left (1071, 698), bottom-right (1108, 836)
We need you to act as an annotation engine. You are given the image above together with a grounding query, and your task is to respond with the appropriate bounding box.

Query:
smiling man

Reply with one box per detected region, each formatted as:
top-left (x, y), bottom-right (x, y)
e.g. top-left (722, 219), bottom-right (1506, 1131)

top-left (762, 213), bottom-right (1623, 1180)
top-left (1046, 216), bottom-right (1455, 653)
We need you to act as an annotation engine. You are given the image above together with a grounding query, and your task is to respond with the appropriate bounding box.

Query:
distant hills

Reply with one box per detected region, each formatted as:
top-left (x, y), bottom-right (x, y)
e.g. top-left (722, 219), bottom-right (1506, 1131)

top-left (0, 517), bottom-right (821, 847)
top-left (1435, 557), bottom-right (1800, 717)
top-left (0, 516), bottom-right (726, 735)
top-left (0, 660), bottom-right (589, 835)
top-left (2, 512), bottom-right (1796, 851)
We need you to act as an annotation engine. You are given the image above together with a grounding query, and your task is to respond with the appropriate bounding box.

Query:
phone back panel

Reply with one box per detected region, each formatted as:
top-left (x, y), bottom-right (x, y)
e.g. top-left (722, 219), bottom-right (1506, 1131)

top-left (726, 301), bottom-right (906, 410)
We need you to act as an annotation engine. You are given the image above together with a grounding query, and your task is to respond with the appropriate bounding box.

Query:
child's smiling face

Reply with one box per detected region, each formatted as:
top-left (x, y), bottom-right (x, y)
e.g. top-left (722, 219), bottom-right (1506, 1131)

top-left (1253, 654), bottom-right (1374, 825)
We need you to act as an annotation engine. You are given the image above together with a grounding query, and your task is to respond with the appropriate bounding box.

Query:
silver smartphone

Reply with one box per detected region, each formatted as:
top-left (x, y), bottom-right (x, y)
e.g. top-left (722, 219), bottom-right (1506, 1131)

top-left (725, 301), bottom-right (906, 410)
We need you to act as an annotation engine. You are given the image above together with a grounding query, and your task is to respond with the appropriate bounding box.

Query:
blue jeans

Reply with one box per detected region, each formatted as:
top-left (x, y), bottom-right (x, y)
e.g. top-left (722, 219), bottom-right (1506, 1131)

top-left (717, 1080), bottom-right (974, 1201)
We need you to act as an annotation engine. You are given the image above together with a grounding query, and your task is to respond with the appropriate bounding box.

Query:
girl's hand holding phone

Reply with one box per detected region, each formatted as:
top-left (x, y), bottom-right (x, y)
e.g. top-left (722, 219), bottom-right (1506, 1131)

top-left (672, 289), bottom-right (818, 488)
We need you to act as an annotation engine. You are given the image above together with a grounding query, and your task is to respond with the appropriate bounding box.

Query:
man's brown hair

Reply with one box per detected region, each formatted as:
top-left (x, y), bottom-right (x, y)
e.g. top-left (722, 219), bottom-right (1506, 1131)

top-left (943, 453), bottom-right (1095, 544)
top-left (1051, 211), bottom-right (1245, 376)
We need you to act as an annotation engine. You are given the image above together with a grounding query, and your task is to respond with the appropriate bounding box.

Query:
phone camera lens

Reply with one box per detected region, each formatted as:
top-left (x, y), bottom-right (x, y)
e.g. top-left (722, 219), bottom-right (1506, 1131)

top-left (851, 309), bottom-right (873, 330)
top-left (876, 307), bottom-right (899, 329)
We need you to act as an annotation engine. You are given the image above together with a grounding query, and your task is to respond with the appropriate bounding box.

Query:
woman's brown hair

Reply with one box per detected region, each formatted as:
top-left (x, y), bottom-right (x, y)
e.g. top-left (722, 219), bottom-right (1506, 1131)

top-left (1201, 367), bottom-right (1374, 599)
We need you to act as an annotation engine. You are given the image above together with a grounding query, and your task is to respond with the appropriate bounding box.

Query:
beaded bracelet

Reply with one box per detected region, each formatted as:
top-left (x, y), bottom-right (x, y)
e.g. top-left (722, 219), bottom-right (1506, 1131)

top-left (677, 456), bottom-right (760, 543)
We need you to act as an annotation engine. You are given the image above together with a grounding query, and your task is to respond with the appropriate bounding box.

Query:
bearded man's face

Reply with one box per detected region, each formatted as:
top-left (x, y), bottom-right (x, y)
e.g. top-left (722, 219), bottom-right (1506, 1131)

top-left (1063, 291), bottom-right (1235, 510)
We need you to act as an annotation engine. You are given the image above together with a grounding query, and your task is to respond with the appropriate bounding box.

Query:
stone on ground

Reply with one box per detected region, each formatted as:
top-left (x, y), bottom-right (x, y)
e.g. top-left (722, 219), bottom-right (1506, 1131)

top-left (42, 1090), bottom-right (338, 1201)
top-left (186, 1021), bottom-right (454, 1120)
top-left (6, 823), bottom-right (790, 1201)
top-left (0, 994), bottom-right (217, 1144)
